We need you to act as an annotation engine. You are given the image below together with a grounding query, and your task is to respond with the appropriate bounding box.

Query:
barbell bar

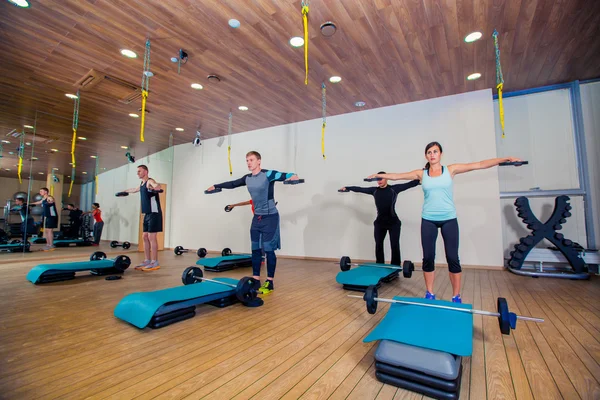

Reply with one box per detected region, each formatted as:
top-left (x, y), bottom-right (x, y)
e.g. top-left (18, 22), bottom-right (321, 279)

top-left (349, 285), bottom-right (544, 335)
top-left (339, 256), bottom-right (421, 279)
top-left (174, 246), bottom-right (207, 258)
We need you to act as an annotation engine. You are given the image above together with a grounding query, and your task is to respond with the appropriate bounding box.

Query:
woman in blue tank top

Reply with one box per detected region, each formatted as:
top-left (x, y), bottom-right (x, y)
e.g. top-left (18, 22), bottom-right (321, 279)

top-left (369, 142), bottom-right (522, 303)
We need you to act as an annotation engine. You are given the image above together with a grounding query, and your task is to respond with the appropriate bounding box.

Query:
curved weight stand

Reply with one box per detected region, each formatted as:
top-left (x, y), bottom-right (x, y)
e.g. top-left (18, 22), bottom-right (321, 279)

top-left (507, 195), bottom-right (589, 279)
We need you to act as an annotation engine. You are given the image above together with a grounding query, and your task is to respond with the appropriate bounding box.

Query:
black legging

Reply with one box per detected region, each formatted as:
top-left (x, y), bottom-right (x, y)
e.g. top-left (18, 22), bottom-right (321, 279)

top-left (374, 221), bottom-right (401, 266)
top-left (421, 218), bottom-right (461, 273)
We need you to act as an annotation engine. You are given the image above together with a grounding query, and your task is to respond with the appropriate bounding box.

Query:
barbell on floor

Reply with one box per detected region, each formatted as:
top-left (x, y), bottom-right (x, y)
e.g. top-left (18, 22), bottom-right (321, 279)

top-left (349, 285), bottom-right (544, 335)
top-left (339, 256), bottom-right (421, 279)
top-left (181, 266), bottom-right (259, 304)
top-left (174, 246), bottom-right (207, 258)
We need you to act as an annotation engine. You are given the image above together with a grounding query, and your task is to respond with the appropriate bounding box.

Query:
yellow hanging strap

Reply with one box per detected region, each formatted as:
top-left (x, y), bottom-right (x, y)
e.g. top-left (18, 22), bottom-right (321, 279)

top-left (227, 111), bottom-right (233, 176)
top-left (321, 82), bottom-right (326, 159)
top-left (140, 90), bottom-right (148, 142)
top-left (94, 157), bottom-right (99, 195)
top-left (140, 39), bottom-right (151, 143)
top-left (302, 2), bottom-right (309, 85)
top-left (17, 133), bottom-right (24, 184)
top-left (493, 30), bottom-right (505, 138)
top-left (69, 90), bottom-right (80, 197)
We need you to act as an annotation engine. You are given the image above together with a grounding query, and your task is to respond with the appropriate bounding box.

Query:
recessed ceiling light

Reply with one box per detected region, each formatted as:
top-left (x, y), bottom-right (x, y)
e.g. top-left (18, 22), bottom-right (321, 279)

top-left (464, 32), bottom-right (483, 43)
top-left (120, 49), bottom-right (137, 58)
top-left (68, 162), bottom-right (73, 165)
top-left (1, 140), bottom-right (10, 144)
top-left (121, 146), bottom-right (129, 149)
top-left (90, 155), bottom-right (98, 159)
top-left (329, 76), bottom-right (342, 83)
top-left (467, 72), bottom-right (482, 80)
top-left (354, 101), bottom-right (366, 107)
top-left (8, 152), bottom-right (14, 155)
top-left (175, 128), bottom-right (184, 131)
top-left (129, 113), bottom-right (139, 118)
top-left (65, 93), bottom-right (78, 99)
top-left (82, 172), bottom-right (88, 175)
top-left (191, 83), bottom-right (203, 90)
top-left (50, 148), bottom-right (58, 152)
top-left (289, 37), bottom-right (304, 47)
top-left (24, 125), bottom-right (34, 129)
top-left (38, 172), bottom-right (44, 175)
top-left (228, 19), bottom-right (241, 28)
top-left (31, 157), bottom-right (38, 160)
top-left (5, 169), bottom-right (11, 171)
top-left (8, 0), bottom-right (30, 8)
top-left (238, 106), bottom-right (249, 111)
top-left (25, 142), bottom-right (31, 145)
top-left (77, 136), bottom-right (87, 140)
top-left (52, 167), bottom-right (59, 170)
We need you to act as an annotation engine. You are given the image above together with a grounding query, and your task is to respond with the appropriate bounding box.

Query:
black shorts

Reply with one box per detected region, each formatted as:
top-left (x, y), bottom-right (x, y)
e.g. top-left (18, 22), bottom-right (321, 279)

top-left (143, 213), bottom-right (163, 233)
top-left (44, 216), bottom-right (58, 229)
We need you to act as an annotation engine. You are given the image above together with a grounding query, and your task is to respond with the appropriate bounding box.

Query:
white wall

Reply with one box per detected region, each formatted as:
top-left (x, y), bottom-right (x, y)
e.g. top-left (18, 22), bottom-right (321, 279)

top-left (581, 82), bottom-right (600, 249)
top-left (171, 89), bottom-right (505, 267)
top-left (94, 147), bottom-right (174, 245)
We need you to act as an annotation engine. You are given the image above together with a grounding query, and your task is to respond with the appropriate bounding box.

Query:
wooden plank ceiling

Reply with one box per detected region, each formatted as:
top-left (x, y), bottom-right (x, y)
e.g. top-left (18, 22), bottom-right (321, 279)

top-left (1, 0), bottom-right (599, 183)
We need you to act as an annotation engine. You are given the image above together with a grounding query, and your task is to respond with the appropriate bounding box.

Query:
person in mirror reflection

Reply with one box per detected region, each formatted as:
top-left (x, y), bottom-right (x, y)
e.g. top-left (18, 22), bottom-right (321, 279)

top-left (31, 188), bottom-right (58, 251)
top-left (121, 165), bottom-right (163, 271)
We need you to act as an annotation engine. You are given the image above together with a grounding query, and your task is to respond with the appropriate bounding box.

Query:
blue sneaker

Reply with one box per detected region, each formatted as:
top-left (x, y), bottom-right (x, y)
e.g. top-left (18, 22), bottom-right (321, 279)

top-left (452, 294), bottom-right (462, 303)
top-left (425, 291), bottom-right (436, 300)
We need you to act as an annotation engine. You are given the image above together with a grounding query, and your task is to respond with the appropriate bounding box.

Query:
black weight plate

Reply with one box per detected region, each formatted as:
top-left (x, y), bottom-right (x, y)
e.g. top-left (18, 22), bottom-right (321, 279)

top-left (222, 247), bottom-right (232, 257)
top-left (497, 297), bottom-right (511, 335)
top-left (340, 256), bottom-right (351, 272)
top-left (364, 285), bottom-right (378, 314)
top-left (114, 255), bottom-right (131, 272)
top-left (174, 246), bottom-right (184, 256)
top-left (122, 241), bottom-right (131, 249)
top-left (403, 260), bottom-right (414, 278)
top-left (90, 251), bottom-right (107, 261)
top-left (197, 247), bottom-right (207, 258)
top-left (236, 276), bottom-right (258, 303)
top-left (182, 266), bottom-right (202, 285)
top-left (110, 240), bottom-right (118, 248)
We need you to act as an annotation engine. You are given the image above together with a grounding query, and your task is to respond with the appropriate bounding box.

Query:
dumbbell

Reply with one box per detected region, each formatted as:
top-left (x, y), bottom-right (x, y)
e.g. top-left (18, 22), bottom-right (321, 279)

top-left (174, 246), bottom-right (208, 258)
top-left (283, 179), bottom-right (305, 185)
top-left (110, 241), bottom-right (131, 249)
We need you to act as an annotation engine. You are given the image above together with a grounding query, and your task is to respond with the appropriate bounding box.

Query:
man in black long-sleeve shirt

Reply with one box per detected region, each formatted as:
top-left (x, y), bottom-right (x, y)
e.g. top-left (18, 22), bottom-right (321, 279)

top-left (340, 172), bottom-right (420, 265)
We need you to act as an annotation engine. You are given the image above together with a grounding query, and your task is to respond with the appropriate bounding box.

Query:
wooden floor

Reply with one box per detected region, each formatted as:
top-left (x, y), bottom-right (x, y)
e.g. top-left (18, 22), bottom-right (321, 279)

top-left (1, 249), bottom-right (600, 399)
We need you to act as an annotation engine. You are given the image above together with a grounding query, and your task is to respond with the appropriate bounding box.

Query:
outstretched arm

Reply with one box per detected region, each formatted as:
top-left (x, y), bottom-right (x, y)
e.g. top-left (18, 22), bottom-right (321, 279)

top-left (208, 175), bottom-right (248, 192)
top-left (367, 170), bottom-right (423, 182)
top-left (449, 156), bottom-right (521, 176)
top-left (124, 186), bottom-right (140, 194)
top-left (390, 179), bottom-right (421, 192)
top-left (228, 200), bottom-right (252, 209)
top-left (342, 186), bottom-right (376, 195)
top-left (266, 170), bottom-right (297, 182)
top-left (147, 178), bottom-right (162, 191)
